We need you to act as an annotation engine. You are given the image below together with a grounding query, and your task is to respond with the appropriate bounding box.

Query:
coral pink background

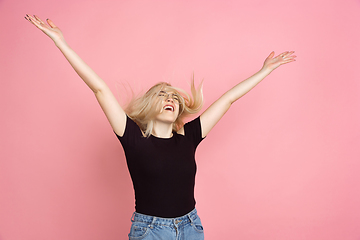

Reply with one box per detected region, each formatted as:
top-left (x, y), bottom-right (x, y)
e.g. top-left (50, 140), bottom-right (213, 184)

top-left (1, 0), bottom-right (360, 239)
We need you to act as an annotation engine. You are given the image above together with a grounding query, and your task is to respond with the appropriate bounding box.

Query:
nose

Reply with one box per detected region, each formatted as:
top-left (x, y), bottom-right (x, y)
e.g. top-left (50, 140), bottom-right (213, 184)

top-left (165, 97), bottom-right (174, 103)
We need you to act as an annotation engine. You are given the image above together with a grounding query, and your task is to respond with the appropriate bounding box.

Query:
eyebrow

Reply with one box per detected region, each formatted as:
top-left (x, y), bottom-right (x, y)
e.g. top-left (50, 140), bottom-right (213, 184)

top-left (159, 90), bottom-right (178, 95)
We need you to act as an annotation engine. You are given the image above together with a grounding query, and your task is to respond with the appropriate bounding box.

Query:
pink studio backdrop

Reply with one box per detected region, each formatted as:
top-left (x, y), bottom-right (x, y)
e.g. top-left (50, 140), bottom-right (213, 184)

top-left (1, 0), bottom-right (359, 239)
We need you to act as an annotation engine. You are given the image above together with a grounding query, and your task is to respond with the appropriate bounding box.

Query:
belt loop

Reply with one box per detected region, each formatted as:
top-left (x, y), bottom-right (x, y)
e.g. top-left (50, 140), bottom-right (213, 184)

top-left (187, 212), bottom-right (194, 224)
top-left (149, 216), bottom-right (156, 229)
top-left (131, 212), bottom-right (136, 222)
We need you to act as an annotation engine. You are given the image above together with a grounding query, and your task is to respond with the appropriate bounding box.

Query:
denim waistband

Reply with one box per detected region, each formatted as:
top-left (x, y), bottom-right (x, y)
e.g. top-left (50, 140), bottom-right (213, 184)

top-left (131, 208), bottom-right (198, 227)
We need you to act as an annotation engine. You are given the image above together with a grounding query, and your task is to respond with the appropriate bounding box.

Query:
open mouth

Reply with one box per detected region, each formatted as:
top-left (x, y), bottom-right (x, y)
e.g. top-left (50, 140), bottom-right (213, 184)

top-left (163, 105), bottom-right (174, 112)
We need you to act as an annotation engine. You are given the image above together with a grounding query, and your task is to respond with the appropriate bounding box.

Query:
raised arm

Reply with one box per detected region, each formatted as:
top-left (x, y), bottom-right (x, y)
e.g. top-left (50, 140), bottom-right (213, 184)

top-left (25, 15), bottom-right (126, 136)
top-left (200, 51), bottom-right (296, 138)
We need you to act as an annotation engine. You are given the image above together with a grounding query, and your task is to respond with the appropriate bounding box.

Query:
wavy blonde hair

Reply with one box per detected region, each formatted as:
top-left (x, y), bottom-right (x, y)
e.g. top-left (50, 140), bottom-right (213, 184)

top-left (125, 76), bottom-right (204, 137)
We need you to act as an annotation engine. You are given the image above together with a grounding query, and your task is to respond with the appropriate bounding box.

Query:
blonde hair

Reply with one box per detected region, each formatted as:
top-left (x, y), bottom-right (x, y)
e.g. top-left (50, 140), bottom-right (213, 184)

top-left (125, 76), bottom-right (204, 137)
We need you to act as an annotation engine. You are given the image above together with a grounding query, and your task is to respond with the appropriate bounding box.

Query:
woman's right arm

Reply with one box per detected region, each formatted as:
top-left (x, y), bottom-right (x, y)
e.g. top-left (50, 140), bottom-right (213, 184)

top-left (25, 15), bottom-right (126, 136)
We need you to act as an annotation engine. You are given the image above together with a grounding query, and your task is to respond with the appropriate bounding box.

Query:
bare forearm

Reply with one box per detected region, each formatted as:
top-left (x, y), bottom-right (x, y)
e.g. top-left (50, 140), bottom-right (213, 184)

top-left (200, 51), bottom-right (296, 137)
top-left (225, 68), bottom-right (272, 104)
top-left (223, 51), bottom-right (296, 104)
top-left (55, 40), bottom-right (107, 93)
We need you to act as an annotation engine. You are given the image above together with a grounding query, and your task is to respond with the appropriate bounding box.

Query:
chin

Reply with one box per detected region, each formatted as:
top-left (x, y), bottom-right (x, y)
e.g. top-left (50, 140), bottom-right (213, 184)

top-left (156, 113), bottom-right (178, 123)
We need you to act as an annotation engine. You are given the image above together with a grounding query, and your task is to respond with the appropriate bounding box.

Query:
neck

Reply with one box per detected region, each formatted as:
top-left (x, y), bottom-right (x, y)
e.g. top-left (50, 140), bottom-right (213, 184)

top-left (152, 120), bottom-right (174, 138)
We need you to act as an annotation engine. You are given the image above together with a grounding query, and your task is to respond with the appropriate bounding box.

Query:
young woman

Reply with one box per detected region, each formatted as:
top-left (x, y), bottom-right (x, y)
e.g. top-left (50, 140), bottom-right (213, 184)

top-left (25, 14), bottom-right (296, 240)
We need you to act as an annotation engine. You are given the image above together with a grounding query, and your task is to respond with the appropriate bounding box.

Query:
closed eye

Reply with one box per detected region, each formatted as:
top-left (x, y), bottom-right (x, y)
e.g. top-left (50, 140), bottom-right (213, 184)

top-left (158, 91), bottom-right (167, 97)
top-left (171, 95), bottom-right (179, 101)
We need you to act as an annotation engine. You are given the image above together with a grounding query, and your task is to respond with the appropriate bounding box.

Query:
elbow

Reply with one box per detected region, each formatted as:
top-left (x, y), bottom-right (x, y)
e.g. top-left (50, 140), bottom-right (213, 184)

top-left (93, 83), bottom-right (108, 94)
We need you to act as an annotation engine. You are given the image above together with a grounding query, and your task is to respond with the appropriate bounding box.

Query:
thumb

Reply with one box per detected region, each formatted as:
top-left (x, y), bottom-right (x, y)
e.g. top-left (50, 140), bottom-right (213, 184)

top-left (267, 51), bottom-right (275, 59)
top-left (46, 19), bottom-right (57, 28)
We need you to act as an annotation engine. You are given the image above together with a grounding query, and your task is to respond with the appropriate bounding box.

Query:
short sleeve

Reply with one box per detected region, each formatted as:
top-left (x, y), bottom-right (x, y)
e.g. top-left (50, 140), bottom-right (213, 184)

top-left (114, 115), bottom-right (143, 147)
top-left (184, 116), bottom-right (205, 147)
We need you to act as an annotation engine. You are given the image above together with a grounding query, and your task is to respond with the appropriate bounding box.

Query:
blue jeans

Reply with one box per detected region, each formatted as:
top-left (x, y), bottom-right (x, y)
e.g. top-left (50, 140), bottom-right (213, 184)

top-left (128, 208), bottom-right (204, 240)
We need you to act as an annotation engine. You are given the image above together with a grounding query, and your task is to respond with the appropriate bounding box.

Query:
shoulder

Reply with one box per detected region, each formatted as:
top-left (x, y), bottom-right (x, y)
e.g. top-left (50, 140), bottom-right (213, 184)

top-left (177, 116), bottom-right (203, 138)
top-left (115, 115), bottom-right (143, 138)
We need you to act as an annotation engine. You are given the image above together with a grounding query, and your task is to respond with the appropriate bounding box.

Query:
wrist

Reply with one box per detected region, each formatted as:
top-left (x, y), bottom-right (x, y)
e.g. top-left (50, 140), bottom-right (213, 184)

top-left (259, 66), bottom-right (273, 75)
top-left (54, 38), bottom-right (69, 49)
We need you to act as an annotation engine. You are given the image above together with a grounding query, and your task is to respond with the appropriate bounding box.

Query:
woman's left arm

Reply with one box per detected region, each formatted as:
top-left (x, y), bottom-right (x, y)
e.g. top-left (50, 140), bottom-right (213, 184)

top-left (200, 51), bottom-right (296, 138)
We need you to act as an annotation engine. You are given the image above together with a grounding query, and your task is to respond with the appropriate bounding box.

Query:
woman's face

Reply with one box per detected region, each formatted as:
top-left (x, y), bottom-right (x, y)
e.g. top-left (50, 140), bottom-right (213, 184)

top-left (154, 90), bottom-right (180, 123)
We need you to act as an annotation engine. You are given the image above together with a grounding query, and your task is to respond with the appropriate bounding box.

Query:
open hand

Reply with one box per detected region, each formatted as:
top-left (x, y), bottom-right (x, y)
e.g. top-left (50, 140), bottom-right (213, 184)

top-left (263, 51), bottom-right (296, 71)
top-left (25, 14), bottom-right (65, 44)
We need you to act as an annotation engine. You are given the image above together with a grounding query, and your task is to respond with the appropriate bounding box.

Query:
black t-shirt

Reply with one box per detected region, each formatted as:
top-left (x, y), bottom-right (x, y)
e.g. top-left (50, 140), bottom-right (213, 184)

top-left (115, 115), bottom-right (204, 218)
